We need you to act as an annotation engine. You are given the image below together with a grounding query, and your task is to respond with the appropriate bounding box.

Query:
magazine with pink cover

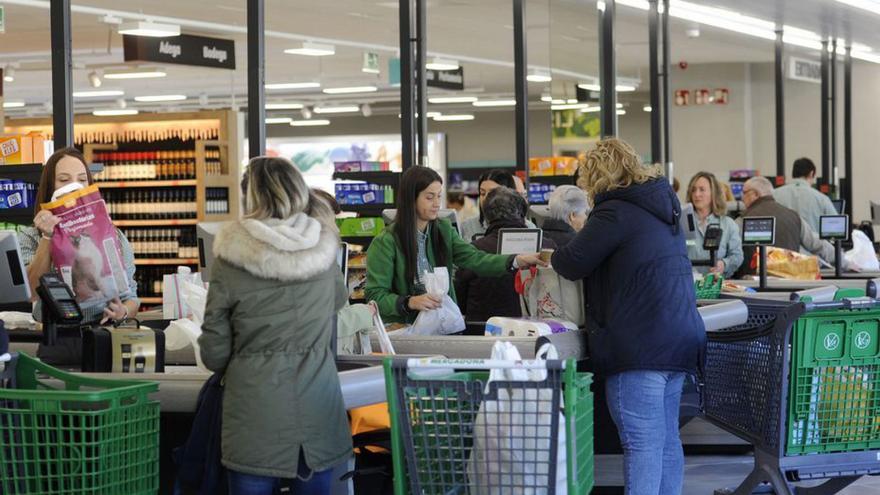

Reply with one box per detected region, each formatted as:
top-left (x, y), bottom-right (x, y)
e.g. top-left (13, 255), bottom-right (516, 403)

top-left (41, 184), bottom-right (128, 313)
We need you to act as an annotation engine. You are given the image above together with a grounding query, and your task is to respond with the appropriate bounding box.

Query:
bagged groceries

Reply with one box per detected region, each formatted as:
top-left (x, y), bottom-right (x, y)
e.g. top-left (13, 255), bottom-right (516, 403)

top-left (844, 230), bottom-right (880, 272)
top-left (42, 183), bottom-right (129, 314)
top-left (163, 266), bottom-right (208, 320)
top-left (516, 266), bottom-right (585, 326)
top-left (751, 246), bottom-right (821, 280)
top-left (485, 317), bottom-right (577, 337)
top-left (468, 341), bottom-right (567, 495)
top-left (407, 267), bottom-right (465, 335)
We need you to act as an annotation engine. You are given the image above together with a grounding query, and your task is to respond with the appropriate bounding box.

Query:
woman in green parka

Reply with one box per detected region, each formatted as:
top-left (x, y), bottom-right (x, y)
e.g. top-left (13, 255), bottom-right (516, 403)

top-left (366, 166), bottom-right (544, 325)
top-left (199, 157), bottom-right (349, 494)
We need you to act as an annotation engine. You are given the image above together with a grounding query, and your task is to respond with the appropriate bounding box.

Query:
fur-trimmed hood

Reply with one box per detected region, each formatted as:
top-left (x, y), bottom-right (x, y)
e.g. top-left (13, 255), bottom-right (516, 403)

top-left (213, 213), bottom-right (339, 281)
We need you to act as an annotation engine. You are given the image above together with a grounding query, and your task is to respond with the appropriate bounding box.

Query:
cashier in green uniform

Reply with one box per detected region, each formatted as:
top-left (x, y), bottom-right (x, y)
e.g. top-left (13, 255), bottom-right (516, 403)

top-left (365, 166), bottom-right (545, 325)
top-left (685, 172), bottom-right (743, 278)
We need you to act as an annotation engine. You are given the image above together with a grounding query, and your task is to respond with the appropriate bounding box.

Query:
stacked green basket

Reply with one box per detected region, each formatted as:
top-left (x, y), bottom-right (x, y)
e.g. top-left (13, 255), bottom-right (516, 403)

top-left (695, 274), bottom-right (724, 300)
top-left (786, 307), bottom-right (880, 455)
top-left (0, 353), bottom-right (160, 495)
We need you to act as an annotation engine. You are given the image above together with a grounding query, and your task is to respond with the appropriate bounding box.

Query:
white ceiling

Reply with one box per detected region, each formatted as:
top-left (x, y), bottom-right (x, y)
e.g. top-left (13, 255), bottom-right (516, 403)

top-left (0, 0), bottom-right (876, 118)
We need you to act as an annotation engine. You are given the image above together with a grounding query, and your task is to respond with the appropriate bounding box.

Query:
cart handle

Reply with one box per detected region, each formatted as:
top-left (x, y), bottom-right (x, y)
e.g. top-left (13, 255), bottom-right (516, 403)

top-left (403, 357), bottom-right (566, 370)
top-left (804, 297), bottom-right (880, 312)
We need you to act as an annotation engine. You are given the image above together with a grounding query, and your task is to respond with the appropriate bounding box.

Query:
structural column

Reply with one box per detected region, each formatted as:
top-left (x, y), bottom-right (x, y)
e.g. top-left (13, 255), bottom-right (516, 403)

top-left (399, 0), bottom-right (416, 170)
top-left (648, 0), bottom-right (662, 164)
top-left (598, 0), bottom-right (617, 138)
top-left (820, 39), bottom-right (831, 187)
top-left (830, 39), bottom-right (838, 191)
top-left (50, 0), bottom-right (73, 149)
top-left (844, 45), bottom-right (853, 217)
top-left (661, 0), bottom-right (672, 175)
top-left (513, 0), bottom-right (529, 177)
top-left (415, 0), bottom-right (427, 165)
top-left (774, 29), bottom-right (785, 181)
top-left (247, 0), bottom-right (266, 158)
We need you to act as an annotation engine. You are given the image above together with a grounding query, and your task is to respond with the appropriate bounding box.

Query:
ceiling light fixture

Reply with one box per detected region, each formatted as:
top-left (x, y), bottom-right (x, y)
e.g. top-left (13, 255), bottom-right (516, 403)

top-left (284, 42), bottom-right (336, 57)
top-left (361, 104), bottom-right (373, 117)
top-left (540, 94), bottom-right (553, 102)
top-left (104, 68), bottom-right (167, 79)
top-left (266, 102), bottom-right (304, 110)
top-left (116, 98), bottom-right (127, 109)
top-left (313, 105), bottom-right (361, 114)
top-left (92, 109), bottom-right (139, 116)
top-left (836, 0), bottom-right (880, 16)
top-left (472, 99), bottom-right (517, 107)
top-left (2, 101), bottom-right (25, 109)
top-left (290, 119), bottom-right (331, 126)
top-left (577, 83), bottom-right (638, 92)
top-left (266, 117), bottom-right (293, 124)
top-left (426, 58), bottom-right (460, 71)
top-left (118, 20), bottom-right (181, 37)
top-left (265, 82), bottom-right (322, 90)
top-left (428, 95), bottom-right (478, 104)
top-left (300, 107), bottom-right (313, 119)
top-left (88, 71), bottom-right (102, 88)
top-left (3, 68), bottom-right (14, 83)
top-left (72, 90), bottom-right (125, 98)
top-left (526, 70), bottom-right (552, 83)
top-left (617, 109), bottom-right (626, 115)
top-left (322, 86), bottom-right (378, 94)
top-left (643, 105), bottom-right (652, 112)
top-left (433, 114), bottom-right (475, 121)
top-left (551, 103), bottom-right (594, 110)
top-left (616, 103), bottom-right (624, 109)
top-left (134, 94), bottom-right (187, 102)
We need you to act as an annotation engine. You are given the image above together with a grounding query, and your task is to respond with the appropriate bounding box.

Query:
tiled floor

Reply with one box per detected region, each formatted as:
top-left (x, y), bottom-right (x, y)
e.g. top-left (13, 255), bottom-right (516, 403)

top-left (595, 455), bottom-right (880, 494)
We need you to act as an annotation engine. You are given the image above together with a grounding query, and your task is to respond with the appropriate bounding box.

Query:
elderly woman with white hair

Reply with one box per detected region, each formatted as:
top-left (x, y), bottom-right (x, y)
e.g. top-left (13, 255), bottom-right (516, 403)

top-left (543, 185), bottom-right (589, 246)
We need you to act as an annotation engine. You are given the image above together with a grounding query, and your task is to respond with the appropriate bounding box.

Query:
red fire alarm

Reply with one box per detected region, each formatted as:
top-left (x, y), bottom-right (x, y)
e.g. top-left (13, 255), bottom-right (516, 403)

top-left (678, 61), bottom-right (688, 70)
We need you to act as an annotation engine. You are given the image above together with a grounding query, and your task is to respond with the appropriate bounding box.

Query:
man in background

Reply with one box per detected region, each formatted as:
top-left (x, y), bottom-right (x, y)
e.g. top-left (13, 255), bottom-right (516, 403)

top-left (773, 157), bottom-right (838, 233)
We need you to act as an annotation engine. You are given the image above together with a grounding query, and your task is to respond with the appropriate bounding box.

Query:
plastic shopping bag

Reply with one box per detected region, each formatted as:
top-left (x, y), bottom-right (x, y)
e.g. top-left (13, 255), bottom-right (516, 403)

top-left (468, 341), bottom-right (567, 495)
top-left (844, 230), bottom-right (879, 272)
top-left (368, 301), bottom-right (396, 355)
top-left (163, 267), bottom-right (208, 320)
top-left (408, 267), bottom-right (465, 335)
top-left (516, 266), bottom-right (585, 326)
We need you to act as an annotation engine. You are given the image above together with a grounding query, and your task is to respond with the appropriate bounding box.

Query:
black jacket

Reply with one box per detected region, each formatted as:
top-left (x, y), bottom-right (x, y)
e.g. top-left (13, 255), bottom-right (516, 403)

top-left (541, 218), bottom-right (577, 247)
top-left (551, 179), bottom-right (706, 376)
top-left (454, 221), bottom-right (557, 323)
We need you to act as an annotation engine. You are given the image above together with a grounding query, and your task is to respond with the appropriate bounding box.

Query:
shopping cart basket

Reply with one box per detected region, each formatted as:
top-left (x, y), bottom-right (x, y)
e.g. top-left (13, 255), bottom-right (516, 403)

top-left (0, 352), bottom-right (160, 495)
top-left (384, 356), bottom-right (593, 495)
top-left (703, 297), bottom-right (880, 495)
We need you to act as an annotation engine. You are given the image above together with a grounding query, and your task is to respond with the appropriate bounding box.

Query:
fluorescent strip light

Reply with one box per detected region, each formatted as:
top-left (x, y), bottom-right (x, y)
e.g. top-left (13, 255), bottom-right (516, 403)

top-left (527, 71), bottom-right (553, 83)
top-left (104, 69), bottom-right (167, 79)
top-left (426, 58), bottom-right (460, 71)
top-left (433, 114), bottom-right (475, 121)
top-left (428, 96), bottom-right (478, 104)
top-left (93, 109), bottom-right (139, 116)
top-left (397, 112), bottom-right (443, 118)
top-left (2, 101), bottom-right (25, 109)
top-left (473, 99), bottom-right (517, 107)
top-left (265, 82), bottom-right (321, 90)
top-left (836, 0), bottom-right (880, 16)
top-left (616, 103), bottom-right (624, 108)
top-left (541, 95), bottom-right (553, 102)
top-left (643, 105), bottom-right (652, 112)
top-left (266, 102), bottom-right (304, 110)
top-left (617, 109), bottom-right (626, 115)
top-left (134, 94), bottom-right (187, 102)
top-left (118, 20), bottom-right (180, 37)
top-left (578, 83), bottom-right (601, 91)
top-left (284, 42), bottom-right (335, 57)
top-left (551, 103), bottom-right (594, 110)
top-left (290, 119), bottom-right (331, 126)
top-left (551, 99), bottom-right (566, 105)
top-left (72, 90), bottom-right (125, 98)
top-left (577, 83), bottom-right (637, 92)
top-left (313, 105), bottom-right (361, 114)
top-left (266, 117), bottom-right (293, 124)
top-left (322, 86), bottom-right (377, 94)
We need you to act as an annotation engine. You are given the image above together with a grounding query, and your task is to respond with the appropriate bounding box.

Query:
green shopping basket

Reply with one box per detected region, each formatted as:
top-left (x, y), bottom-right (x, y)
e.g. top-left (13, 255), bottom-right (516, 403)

top-left (695, 274), bottom-right (724, 300)
top-left (384, 356), bottom-right (593, 495)
top-left (0, 352), bottom-right (160, 495)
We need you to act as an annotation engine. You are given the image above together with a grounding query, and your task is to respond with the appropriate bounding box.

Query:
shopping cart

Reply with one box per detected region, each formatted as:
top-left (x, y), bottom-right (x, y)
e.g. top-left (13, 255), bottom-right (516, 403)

top-left (384, 356), bottom-right (593, 495)
top-left (703, 297), bottom-right (880, 495)
top-left (0, 352), bottom-right (160, 495)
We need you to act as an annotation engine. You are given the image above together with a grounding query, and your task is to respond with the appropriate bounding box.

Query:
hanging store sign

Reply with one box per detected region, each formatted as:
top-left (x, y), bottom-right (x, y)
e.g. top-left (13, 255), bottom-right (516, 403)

top-left (123, 34), bottom-right (236, 70)
top-left (426, 67), bottom-right (464, 90)
top-left (788, 57), bottom-right (821, 84)
top-left (363, 52), bottom-right (380, 74)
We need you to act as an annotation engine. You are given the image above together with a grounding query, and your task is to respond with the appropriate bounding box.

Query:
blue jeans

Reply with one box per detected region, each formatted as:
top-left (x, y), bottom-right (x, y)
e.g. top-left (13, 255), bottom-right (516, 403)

top-left (227, 454), bottom-right (334, 495)
top-left (606, 370), bottom-right (686, 495)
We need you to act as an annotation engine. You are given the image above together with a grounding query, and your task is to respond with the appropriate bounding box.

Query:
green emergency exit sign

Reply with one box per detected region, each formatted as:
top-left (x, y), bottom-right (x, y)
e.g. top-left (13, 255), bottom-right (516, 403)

top-left (0, 7), bottom-right (5, 34)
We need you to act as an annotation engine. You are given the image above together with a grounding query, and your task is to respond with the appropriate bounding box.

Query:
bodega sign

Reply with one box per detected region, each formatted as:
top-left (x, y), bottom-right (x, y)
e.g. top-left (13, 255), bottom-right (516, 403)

top-left (124, 34), bottom-right (236, 70)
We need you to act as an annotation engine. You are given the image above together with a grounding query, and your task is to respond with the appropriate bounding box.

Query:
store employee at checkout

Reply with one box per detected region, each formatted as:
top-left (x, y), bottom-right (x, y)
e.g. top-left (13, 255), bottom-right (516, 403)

top-left (18, 148), bottom-right (139, 365)
top-left (365, 166), bottom-right (546, 325)
top-left (685, 171), bottom-right (744, 278)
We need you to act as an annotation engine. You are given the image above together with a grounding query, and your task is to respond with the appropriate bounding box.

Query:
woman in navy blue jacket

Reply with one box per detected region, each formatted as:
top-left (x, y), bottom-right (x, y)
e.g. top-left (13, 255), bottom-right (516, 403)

top-left (551, 139), bottom-right (705, 495)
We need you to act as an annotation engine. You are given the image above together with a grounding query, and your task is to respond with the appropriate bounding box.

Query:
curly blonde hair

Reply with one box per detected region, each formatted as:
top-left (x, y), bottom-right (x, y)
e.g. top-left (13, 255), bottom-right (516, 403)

top-left (576, 138), bottom-right (662, 203)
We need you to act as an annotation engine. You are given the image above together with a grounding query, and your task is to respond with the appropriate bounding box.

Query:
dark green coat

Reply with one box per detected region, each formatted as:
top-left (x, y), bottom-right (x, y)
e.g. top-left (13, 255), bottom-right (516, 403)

top-left (365, 219), bottom-right (513, 324)
top-left (199, 215), bottom-right (351, 478)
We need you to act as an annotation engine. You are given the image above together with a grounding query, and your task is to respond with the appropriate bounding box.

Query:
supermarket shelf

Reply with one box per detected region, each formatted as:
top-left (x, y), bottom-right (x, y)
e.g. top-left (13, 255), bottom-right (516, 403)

top-left (114, 219), bottom-right (199, 227)
top-left (139, 297), bottom-right (163, 304)
top-left (0, 209), bottom-right (34, 225)
top-left (341, 235), bottom-right (375, 246)
top-left (341, 204), bottom-right (393, 216)
top-left (98, 179), bottom-right (198, 188)
top-left (135, 258), bottom-right (199, 266)
top-left (0, 163), bottom-right (43, 183)
top-left (332, 171), bottom-right (400, 184)
top-left (528, 175), bottom-right (576, 186)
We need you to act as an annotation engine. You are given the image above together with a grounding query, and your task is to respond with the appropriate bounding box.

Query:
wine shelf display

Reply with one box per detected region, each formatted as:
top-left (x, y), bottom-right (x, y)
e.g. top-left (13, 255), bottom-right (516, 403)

top-left (4, 110), bottom-right (240, 308)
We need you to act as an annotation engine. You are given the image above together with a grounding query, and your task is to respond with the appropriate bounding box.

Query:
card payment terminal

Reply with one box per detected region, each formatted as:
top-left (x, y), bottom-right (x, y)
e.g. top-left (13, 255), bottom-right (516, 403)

top-left (36, 273), bottom-right (83, 346)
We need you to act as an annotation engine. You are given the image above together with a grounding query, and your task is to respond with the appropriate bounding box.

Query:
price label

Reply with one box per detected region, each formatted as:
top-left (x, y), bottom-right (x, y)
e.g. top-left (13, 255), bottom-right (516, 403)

top-left (0, 138), bottom-right (19, 157)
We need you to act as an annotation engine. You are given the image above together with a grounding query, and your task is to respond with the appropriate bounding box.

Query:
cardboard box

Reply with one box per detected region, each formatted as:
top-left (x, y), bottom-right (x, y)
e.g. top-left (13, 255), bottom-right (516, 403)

top-left (0, 132), bottom-right (47, 165)
top-left (528, 157), bottom-right (555, 177)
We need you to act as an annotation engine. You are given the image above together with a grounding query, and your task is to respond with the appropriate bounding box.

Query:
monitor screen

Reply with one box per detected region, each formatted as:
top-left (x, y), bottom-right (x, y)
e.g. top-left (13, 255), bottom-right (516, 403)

top-left (830, 199), bottom-right (845, 215)
top-left (0, 230), bottom-right (31, 304)
top-left (819, 215), bottom-right (849, 241)
top-left (497, 228), bottom-right (542, 255)
top-left (742, 217), bottom-right (775, 246)
top-left (196, 222), bottom-right (226, 281)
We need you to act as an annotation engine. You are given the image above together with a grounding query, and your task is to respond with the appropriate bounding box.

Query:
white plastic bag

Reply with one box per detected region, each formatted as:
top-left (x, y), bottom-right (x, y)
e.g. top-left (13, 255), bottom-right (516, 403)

top-left (407, 267), bottom-right (465, 335)
top-left (844, 230), bottom-right (879, 272)
top-left (165, 318), bottom-right (209, 372)
top-left (163, 267), bottom-right (207, 320)
top-left (468, 341), bottom-right (567, 495)
top-left (517, 266), bottom-right (585, 327)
